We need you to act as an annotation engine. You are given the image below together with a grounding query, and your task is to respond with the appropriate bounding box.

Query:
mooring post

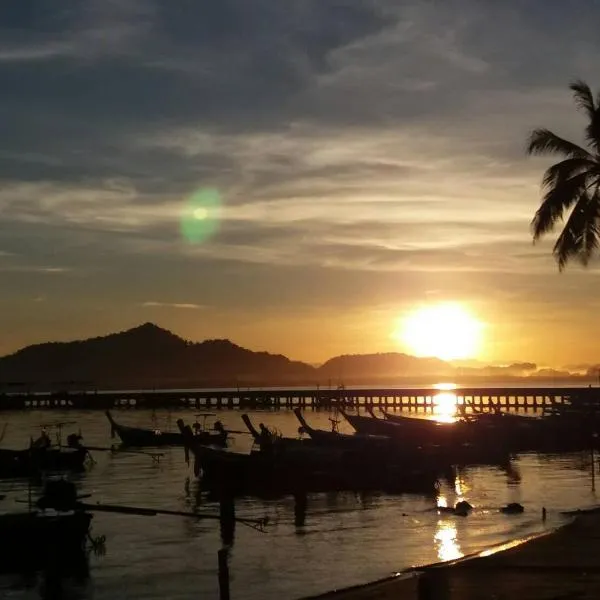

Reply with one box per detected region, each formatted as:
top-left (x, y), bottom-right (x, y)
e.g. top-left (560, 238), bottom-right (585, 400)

top-left (294, 490), bottom-right (307, 528)
top-left (592, 433), bottom-right (598, 492)
top-left (219, 492), bottom-right (236, 546)
top-left (218, 548), bottom-right (231, 600)
top-left (417, 567), bottom-right (449, 600)
top-left (42, 569), bottom-right (63, 600)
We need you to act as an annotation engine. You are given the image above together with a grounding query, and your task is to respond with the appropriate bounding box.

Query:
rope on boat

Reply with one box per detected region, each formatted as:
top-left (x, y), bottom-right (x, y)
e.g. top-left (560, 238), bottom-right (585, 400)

top-left (86, 530), bottom-right (107, 556)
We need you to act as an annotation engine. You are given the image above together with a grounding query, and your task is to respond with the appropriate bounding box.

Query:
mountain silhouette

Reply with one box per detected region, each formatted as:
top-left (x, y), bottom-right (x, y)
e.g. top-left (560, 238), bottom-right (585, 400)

top-left (0, 323), bottom-right (592, 391)
top-left (0, 323), bottom-right (314, 389)
top-left (319, 353), bottom-right (452, 379)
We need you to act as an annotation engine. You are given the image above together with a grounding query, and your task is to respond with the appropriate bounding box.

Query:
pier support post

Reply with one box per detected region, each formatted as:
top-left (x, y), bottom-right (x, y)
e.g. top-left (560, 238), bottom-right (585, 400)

top-left (218, 548), bottom-right (231, 600)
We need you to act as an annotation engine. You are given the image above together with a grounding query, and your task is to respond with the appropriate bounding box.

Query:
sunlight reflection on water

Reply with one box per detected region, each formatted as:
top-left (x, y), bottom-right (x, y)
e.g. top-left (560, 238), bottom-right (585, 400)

top-left (433, 392), bottom-right (459, 422)
top-left (455, 473), bottom-right (469, 500)
top-left (432, 383), bottom-right (460, 423)
top-left (434, 520), bottom-right (463, 562)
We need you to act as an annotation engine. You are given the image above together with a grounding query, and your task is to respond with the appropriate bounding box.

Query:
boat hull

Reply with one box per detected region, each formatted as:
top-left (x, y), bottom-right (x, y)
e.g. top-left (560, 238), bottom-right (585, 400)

top-left (0, 448), bottom-right (87, 479)
top-left (381, 408), bottom-right (600, 453)
top-left (106, 411), bottom-right (227, 448)
top-left (191, 443), bottom-right (440, 497)
top-left (0, 512), bottom-right (92, 574)
top-left (340, 410), bottom-right (512, 466)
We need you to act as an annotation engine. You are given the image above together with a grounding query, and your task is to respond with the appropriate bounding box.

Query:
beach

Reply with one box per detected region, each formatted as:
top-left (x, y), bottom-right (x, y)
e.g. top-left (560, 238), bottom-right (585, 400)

top-left (309, 508), bottom-right (600, 599)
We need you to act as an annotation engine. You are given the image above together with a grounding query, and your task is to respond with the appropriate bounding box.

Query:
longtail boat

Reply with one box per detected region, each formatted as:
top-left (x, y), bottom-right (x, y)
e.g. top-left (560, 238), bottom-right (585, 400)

top-left (240, 414), bottom-right (318, 451)
top-left (293, 408), bottom-right (391, 448)
top-left (0, 480), bottom-right (92, 575)
top-left (340, 408), bottom-right (512, 466)
top-left (338, 408), bottom-right (404, 437)
top-left (0, 446), bottom-right (88, 478)
top-left (378, 405), bottom-right (600, 454)
top-left (0, 511), bottom-right (92, 574)
top-left (179, 418), bottom-right (440, 496)
top-left (106, 410), bottom-right (228, 447)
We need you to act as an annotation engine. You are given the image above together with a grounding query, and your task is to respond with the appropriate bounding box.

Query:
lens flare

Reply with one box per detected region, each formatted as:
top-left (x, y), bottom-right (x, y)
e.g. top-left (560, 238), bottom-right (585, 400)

top-left (181, 188), bottom-right (221, 243)
top-left (193, 207), bottom-right (209, 220)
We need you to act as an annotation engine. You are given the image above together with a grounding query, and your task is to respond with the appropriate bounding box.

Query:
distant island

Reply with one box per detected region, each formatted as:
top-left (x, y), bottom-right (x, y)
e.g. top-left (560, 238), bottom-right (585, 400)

top-left (0, 323), bottom-right (597, 391)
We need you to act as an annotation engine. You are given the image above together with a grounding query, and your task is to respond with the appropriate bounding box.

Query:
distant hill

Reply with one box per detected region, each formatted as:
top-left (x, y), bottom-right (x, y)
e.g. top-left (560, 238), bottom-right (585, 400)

top-left (0, 323), bottom-right (595, 391)
top-left (318, 353), bottom-right (452, 380)
top-left (0, 323), bottom-right (315, 390)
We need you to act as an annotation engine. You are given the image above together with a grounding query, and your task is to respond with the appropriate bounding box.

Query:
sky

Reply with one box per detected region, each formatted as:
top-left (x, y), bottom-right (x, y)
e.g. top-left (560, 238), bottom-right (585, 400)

top-left (2, 0), bottom-right (600, 367)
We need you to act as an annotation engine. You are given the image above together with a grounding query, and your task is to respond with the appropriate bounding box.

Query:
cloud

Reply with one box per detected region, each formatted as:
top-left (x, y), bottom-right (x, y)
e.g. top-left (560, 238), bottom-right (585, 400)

top-left (2, 0), bottom-right (600, 365)
top-left (0, 265), bottom-right (70, 273)
top-left (141, 301), bottom-right (205, 310)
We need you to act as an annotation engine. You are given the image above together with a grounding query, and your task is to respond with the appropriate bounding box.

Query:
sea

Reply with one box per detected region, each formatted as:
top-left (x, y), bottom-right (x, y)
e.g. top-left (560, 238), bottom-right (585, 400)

top-left (0, 392), bottom-right (598, 599)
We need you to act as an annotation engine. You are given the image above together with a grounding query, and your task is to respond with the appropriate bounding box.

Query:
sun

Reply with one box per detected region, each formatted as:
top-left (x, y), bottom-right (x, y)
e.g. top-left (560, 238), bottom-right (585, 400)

top-left (395, 303), bottom-right (483, 361)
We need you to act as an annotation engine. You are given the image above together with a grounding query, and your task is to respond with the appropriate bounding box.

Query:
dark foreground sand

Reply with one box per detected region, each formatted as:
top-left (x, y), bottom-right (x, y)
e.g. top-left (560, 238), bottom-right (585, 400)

top-left (307, 509), bottom-right (600, 600)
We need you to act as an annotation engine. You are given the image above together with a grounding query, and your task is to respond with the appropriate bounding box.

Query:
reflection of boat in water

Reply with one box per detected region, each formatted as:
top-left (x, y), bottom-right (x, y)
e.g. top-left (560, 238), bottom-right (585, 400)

top-left (106, 410), bottom-right (228, 447)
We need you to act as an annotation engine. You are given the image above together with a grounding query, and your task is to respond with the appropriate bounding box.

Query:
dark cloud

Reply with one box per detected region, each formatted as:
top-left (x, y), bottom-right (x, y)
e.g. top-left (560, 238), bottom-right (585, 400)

top-left (0, 0), bottom-right (397, 201)
top-left (0, 1), bottom-right (394, 126)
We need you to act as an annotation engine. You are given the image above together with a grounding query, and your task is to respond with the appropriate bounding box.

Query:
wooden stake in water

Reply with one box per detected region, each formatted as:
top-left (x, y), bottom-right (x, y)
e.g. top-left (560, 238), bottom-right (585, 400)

top-left (219, 495), bottom-right (236, 546)
top-left (218, 548), bottom-right (230, 600)
top-left (592, 433), bottom-right (597, 492)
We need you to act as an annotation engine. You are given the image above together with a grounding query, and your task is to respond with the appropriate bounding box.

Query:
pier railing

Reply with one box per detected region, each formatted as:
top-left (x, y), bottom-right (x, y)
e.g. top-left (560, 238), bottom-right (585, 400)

top-left (0, 386), bottom-right (598, 412)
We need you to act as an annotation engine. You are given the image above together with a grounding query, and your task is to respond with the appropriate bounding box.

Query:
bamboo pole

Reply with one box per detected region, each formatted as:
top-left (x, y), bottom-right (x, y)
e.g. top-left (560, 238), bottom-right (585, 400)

top-left (218, 548), bottom-right (230, 600)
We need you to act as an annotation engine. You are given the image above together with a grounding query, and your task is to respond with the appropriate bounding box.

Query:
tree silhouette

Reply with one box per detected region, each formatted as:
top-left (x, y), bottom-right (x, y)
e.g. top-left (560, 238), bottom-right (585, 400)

top-left (527, 80), bottom-right (600, 270)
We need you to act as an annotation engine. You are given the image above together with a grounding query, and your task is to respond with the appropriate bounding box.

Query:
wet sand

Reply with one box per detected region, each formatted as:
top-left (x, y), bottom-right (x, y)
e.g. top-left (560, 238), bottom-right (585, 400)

top-left (307, 508), bottom-right (600, 600)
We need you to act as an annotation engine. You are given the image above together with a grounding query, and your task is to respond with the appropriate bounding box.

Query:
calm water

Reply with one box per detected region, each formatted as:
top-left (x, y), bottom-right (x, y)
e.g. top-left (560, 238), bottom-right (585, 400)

top-left (0, 408), bottom-right (598, 600)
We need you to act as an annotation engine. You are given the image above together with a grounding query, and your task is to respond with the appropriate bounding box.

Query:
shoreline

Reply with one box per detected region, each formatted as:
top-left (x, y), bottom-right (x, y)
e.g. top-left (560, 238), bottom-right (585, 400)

top-left (304, 506), bottom-right (600, 600)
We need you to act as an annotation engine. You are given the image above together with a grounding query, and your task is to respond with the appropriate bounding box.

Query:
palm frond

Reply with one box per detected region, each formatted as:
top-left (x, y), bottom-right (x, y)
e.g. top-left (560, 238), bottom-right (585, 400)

top-left (541, 157), bottom-right (596, 190)
top-left (526, 129), bottom-right (591, 159)
top-left (586, 112), bottom-right (600, 153)
top-left (528, 81), bottom-right (600, 270)
top-left (552, 190), bottom-right (600, 270)
top-left (578, 192), bottom-right (600, 266)
top-left (531, 172), bottom-right (589, 240)
top-left (570, 80), bottom-right (596, 118)
top-left (571, 81), bottom-right (600, 153)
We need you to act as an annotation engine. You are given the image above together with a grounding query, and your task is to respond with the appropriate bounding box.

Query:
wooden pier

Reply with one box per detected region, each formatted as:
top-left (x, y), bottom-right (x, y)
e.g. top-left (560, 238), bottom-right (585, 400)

top-left (0, 386), bottom-right (599, 412)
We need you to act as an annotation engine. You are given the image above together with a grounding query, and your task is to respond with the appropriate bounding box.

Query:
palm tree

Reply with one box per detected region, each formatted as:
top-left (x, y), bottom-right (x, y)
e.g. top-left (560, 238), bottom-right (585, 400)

top-left (527, 80), bottom-right (600, 270)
